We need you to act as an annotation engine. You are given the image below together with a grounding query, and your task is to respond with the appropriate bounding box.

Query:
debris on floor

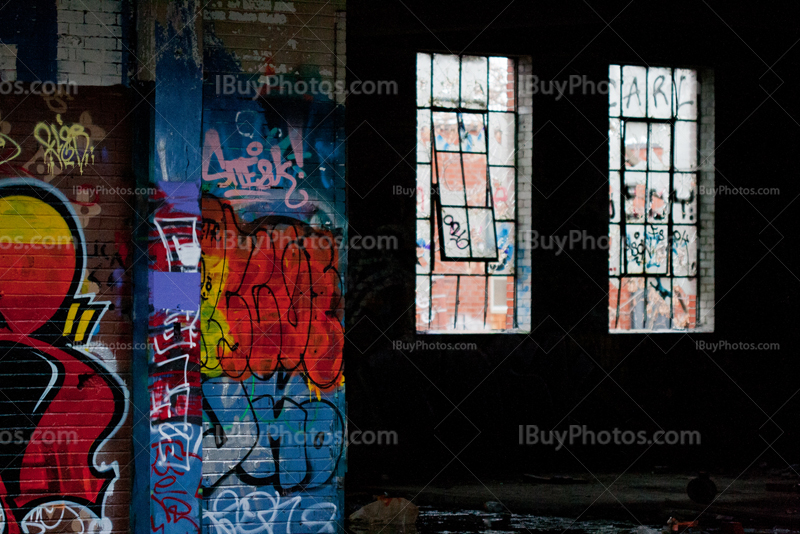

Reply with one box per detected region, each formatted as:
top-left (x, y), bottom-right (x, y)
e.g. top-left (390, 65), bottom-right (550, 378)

top-left (349, 496), bottom-right (419, 525)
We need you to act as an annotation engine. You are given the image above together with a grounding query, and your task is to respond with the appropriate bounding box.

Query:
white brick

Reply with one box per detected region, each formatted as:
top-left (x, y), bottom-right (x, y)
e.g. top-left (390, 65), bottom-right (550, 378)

top-left (59, 9), bottom-right (85, 23)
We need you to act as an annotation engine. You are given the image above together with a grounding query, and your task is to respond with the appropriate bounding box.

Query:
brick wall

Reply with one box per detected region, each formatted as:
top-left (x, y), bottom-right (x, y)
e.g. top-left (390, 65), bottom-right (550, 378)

top-left (199, 1), bottom-right (347, 533)
top-left (57, 0), bottom-right (125, 85)
top-left (697, 68), bottom-right (715, 332)
top-left (0, 89), bottom-right (134, 534)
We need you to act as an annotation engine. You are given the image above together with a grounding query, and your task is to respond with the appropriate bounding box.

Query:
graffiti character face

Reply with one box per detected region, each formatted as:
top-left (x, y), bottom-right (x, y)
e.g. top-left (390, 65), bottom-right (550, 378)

top-left (0, 179), bottom-right (127, 534)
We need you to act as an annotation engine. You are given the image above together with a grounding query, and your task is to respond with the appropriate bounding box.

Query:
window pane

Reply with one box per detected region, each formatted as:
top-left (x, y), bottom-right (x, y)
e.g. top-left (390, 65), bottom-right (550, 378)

top-left (623, 171), bottom-right (646, 223)
top-left (647, 67), bottom-right (672, 119)
top-left (430, 275), bottom-right (458, 329)
top-left (436, 152), bottom-right (465, 206)
top-left (417, 164), bottom-right (431, 218)
top-left (457, 275), bottom-right (488, 329)
top-left (624, 121), bottom-right (648, 170)
top-left (463, 153), bottom-right (487, 207)
top-left (416, 220), bottom-right (431, 274)
top-left (609, 65), bottom-right (620, 117)
top-left (417, 53), bottom-right (432, 107)
top-left (625, 224), bottom-right (645, 274)
top-left (417, 109), bottom-right (431, 162)
top-left (488, 57), bottom-right (512, 111)
top-left (673, 173), bottom-right (697, 223)
top-left (490, 222), bottom-right (515, 274)
top-left (609, 224), bottom-right (621, 276)
top-left (461, 56), bottom-right (488, 109)
top-left (644, 225), bottom-right (668, 274)
top-left (672, 225), bottom-right (698, 276)
top-left (488, 112), bottom-right (515, 165)
top-left (467, 207), bottom-right (497, 258)
top-left (647, 172), bottom-right (670, 222)
top-left (416, 275), bottom-right (431, 329)
top-left (432, 53), bottom-right (459, 108)
top-left (621, 65), bottom-right (646, 117)
top-left (461, 113), bottom-right (486, 153)
top-left (610, 171), bottom-right (621, 223)
top-left (609, 118), bottom-right (621, 170)
top-left (490, 167), bottom-right (515, 219)
top-left (674, 121), bottom-right (697, 170)
top-left (440, 206), bottom-right (471, 258)
top-left (648, 123), bottom-right (671, 171)
top-left (433, 112), bottom-right (459, 151)
top-left (645, 277), bottom-right (671, 330)
top-left (674, 69), bottom-right (698, 120)
top-left (672, 278), bottom-right (697, 329)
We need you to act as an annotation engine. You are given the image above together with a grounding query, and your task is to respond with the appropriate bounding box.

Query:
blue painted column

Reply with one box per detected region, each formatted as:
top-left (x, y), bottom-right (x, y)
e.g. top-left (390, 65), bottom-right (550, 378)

top-left (145, 2), bottom-right (204, 533)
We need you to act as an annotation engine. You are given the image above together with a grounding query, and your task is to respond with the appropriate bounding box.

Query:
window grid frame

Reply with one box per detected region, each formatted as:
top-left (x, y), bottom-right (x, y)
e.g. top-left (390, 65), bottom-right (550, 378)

top-left (610, 64), bottom-right (703, 332)
top-left (417, 52), bottom-right (520, 332)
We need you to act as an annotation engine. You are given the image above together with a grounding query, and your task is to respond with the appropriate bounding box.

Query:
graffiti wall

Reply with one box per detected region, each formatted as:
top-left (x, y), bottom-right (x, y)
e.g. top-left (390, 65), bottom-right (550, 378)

top-left (0, 90), bottom-right (134, 534)
top-left (199, 1), bottom-right (347, 531)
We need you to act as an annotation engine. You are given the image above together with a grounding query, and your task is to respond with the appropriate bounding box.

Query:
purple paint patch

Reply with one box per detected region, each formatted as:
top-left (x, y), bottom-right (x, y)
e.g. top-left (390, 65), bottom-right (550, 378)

top-left (151, 271), bottom-right (200, 310)
top-left (158, 181), bottom-right (201, 215)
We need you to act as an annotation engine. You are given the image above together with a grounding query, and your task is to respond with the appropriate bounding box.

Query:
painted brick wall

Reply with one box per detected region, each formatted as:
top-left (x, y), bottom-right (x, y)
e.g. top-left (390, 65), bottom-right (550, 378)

top-left (0, 89), bottom-right (134, 534)
top-left (57, 0), bottom-right (125, 86)
top-left (697, 68), bottom-right (715, 332)
top-left (199, 1), bottom-right (347, 533)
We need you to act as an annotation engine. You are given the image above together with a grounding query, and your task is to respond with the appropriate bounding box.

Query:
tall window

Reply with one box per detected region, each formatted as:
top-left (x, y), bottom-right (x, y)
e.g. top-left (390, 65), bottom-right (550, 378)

top-left (416, 53), bottom-right (526, 332)
top-left (608, 64), bottom-right (706, 332)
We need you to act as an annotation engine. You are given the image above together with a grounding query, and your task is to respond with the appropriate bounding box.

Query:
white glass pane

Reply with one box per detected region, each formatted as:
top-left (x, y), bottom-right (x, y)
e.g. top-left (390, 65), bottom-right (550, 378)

top-left (417, 220), bottom-right (431, 274)
top-left (645, 225), bottom-right (668, 274)
top-left (440, 206), bottom-right (471, 258)
top-left (417, 164), bottom-right (431, 218)
top-left (674, 121), bottom-right (697, 171)
top-left (609, 118), bottom-right (621, 170)
top-left (672, 277), bottom-right (697, 329)
top-left (645, 277), bottom-right (671, 330)
top-left (436, 152), bottom-right (465, 206)
top-left (490, 167), bottom-right (515, 219)
top-left (647, 67), bottom-right (672, 119)
top-left (489, 112), bottom-right (515, 165)
top-left (609, 224), bottom-right (621, 276)
top-left (489, 57), bottom-right (511, 111)
top-left (647, 172), bottom-right (670, 223)
top-left (417, 109), bottom-right (431, 162)
top-left (417, 53), bottom-right (432, 108)
top-left (674, 68), bottom-right (698, 120)
top-left (621, 65), bottom-right (646, 117)
top-left (625, 224), bottom-right (645, 274)
top-left (648, 123), bottom-right (671, 171)
top-left (490, 222), bottom-right (515, 274)
top-left (610, 171), bottom-right (621, 223)
top-left (623, 171), bottom-right (646, 223)
top-left (416, 275), bottom-right (431, 330)
top-left (467, 208), bottom-right (497, 258)
top-left (672, 225), bottom-right (698, 276)
top-left (433, 112), bottom-right (459, 151)
top-left (673, 173), bottom-right (697, 224)
top-left (624, 121), bottom-right (648, 170)
top-left (432, 53), bottom-right (460, 108)
top-left (609, 64), bottom-right (620, 117)
top-left (461, 56), bottom-right (488, 109)
top-left (461, 113), bottom-right (486, 153)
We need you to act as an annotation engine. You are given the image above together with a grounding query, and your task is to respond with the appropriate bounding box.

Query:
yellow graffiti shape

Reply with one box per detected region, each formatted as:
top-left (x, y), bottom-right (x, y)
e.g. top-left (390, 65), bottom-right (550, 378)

top-left (33, 114), bottom-right (96, 175)
top-left (0, 112), bottom-right (21, 166)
